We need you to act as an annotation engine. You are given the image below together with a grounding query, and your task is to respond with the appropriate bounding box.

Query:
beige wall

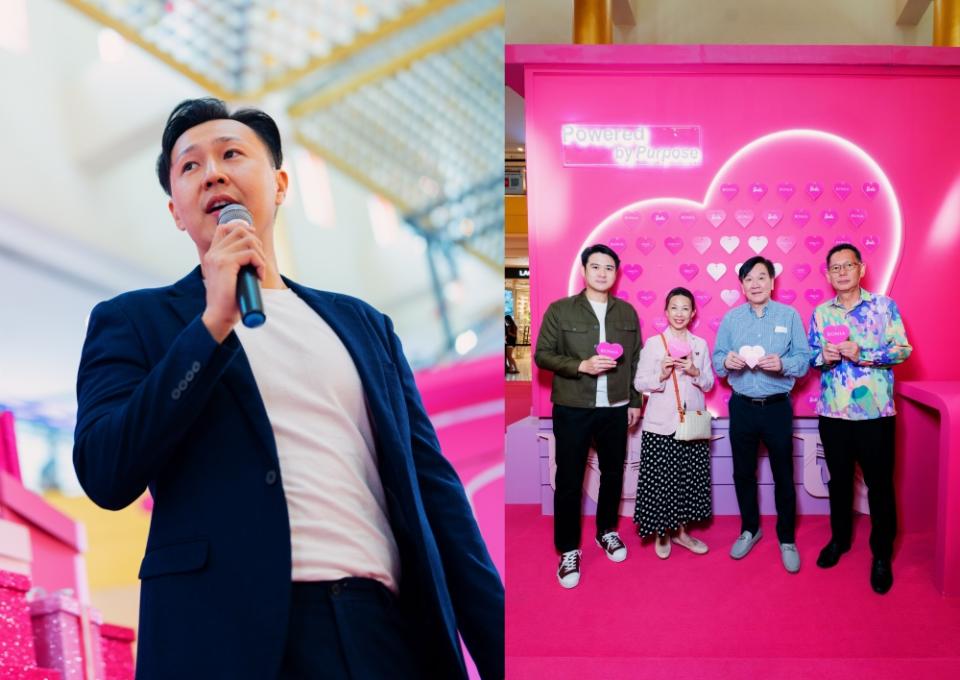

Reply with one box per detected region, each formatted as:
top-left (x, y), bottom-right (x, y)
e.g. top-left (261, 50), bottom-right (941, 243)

top-left (507, 0), bottom-right (935, 45)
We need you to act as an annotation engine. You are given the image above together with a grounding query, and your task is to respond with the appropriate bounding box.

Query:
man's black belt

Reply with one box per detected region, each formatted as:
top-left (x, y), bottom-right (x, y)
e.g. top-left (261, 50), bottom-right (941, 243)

top-left (732, 391), bottom-right (789, 406)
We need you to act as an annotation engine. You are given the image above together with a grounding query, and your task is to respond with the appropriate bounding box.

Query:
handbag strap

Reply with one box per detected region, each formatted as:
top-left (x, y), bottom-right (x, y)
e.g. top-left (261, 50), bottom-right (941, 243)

top-left (659, 334), bottom-right (685, 423)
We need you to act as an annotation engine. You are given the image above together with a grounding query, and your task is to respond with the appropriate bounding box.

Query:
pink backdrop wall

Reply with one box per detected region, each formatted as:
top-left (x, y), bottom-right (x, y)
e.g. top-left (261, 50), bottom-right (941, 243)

top-left (508, 45), bottom-right (960, 418)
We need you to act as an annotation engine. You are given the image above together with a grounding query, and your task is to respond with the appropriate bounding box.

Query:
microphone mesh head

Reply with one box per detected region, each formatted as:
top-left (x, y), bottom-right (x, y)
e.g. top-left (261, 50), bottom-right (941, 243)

top-left (218, 203), bottom-right (252, 225)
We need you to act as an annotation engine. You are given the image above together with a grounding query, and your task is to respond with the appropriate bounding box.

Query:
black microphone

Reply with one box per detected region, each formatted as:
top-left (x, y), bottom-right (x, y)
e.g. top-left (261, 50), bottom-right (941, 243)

top-left (218, 203), bottom-right (265, 328)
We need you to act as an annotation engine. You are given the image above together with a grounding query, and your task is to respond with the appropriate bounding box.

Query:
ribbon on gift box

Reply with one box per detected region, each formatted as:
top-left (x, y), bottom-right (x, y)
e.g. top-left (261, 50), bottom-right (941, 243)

top-left (27, 589), bottom-right (103, 680)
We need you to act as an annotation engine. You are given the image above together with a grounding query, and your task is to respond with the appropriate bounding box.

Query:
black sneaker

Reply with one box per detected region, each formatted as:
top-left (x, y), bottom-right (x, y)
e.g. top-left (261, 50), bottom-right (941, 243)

top-left (595, 531), bottom-right (627, 562)
top-left (557, 550), bottom-right (581, 588)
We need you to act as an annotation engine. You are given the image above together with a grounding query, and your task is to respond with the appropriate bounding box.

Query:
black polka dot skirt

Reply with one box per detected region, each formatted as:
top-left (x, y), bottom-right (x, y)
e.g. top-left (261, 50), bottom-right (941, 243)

top-left (634, 429), bottom-right (712, 537)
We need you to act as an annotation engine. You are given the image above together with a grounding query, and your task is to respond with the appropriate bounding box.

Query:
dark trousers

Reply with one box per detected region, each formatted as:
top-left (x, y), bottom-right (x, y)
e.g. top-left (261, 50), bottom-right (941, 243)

top-left (279, 578), bottom-right (422, 679)
top-left (729, 394), bottom-right (796, 543)
top-left (818, 415), bottom-right (897, 560)
top-left (552, 404), bottom-right (628, 553)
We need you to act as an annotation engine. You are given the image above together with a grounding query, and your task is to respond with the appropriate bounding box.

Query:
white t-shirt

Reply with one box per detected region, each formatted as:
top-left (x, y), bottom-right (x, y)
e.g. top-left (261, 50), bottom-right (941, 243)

top-left (234, 288), bottom-right (400, 592)
top-left (587, 299), bottom-right (628, 408)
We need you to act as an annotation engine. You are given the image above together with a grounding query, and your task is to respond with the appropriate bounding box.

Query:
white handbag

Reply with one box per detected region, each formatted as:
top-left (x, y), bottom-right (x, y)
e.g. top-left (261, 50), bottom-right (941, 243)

top-left (660, 334), bottom-right (713, 441)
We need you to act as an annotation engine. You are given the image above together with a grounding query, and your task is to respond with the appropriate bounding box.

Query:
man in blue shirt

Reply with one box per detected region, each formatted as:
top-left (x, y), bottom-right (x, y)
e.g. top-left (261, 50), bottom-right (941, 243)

top-left (712, 256), bottom-right (812, 573)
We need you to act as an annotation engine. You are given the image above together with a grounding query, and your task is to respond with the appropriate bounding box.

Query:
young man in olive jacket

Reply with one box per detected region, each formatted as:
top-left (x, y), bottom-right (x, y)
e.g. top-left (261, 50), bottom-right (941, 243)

top-left (534, 244), bottom-right (643, 588)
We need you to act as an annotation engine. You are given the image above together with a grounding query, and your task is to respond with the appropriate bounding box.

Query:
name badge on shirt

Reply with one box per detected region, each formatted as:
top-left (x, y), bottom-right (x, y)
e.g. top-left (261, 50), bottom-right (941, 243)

top-left (775, 326), bottom-right (788, 333)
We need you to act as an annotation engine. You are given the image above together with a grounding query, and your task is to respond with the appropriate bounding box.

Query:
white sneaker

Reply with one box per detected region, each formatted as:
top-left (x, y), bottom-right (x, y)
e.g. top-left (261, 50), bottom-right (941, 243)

top-left (557, 550), bottom-right (582, 588)
top-left (596, 531), bottom-right (628, 562)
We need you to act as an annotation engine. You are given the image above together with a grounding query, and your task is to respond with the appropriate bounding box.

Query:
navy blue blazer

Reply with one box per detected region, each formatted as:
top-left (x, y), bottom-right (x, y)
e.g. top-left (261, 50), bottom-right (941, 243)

top-left (73, 267), bottom-right (504, 679)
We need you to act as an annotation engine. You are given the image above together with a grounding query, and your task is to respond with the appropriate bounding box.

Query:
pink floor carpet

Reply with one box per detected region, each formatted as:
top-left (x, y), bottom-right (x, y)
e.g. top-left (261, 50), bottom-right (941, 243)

top-left (507, 505), bottom-right (960, 679)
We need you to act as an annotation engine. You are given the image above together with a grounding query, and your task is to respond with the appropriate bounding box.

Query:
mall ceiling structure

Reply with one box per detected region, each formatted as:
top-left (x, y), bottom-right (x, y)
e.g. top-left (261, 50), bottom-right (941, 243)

top-left (0, 0), bottom-right (504, 434)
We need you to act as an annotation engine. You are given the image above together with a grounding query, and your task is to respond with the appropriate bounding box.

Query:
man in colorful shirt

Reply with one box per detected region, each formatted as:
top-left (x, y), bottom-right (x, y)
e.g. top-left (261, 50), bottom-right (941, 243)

top-left (808, 243), bottom-right (912, 594)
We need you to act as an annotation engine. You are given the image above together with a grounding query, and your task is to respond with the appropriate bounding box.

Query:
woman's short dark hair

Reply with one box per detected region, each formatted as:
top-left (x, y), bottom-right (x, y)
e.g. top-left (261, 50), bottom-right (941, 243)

top-left (580, 243), bottom-right (621, 269)
top-left (664, 286), bottom-right (696, 312)
top-left (737, 255), bottom-right (775, 281)
top-left (156, 98), bottom-right (283, 195)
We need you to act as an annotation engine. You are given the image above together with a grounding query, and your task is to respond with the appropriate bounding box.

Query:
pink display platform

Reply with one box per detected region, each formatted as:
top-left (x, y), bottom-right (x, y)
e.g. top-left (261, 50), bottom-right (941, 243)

top-left (896, 381), bottom-right (960, 596)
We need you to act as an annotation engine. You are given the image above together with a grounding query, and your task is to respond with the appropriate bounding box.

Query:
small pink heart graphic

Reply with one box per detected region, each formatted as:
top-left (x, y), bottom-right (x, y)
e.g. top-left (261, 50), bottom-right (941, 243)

top-left (679, 211), bottom-right (698, 226)
top-left (652, 317), bottom-right (668, 333)
top-left (719, 235), bottom-right (740, 254)
top-left (823, 324), bottom-right (849, 344)
top-left (792, 209), bottom-right (811, 227)
top-left (806, 182), bottom-right (823, 200)
top-left (694, 290), bottom-right (712, 307)
top-left (636, 236), bottom-right (656, 254)
top-left (777, 182), bottom-right (795, 200)
top-left (622, 211), bottom-right (642, 226)
top-left (819, 263), bottom-right (829, 276)
top-left (750, 183), bottom-right (768, 200)
top-left (596, 342), bottom-right (624, 359)
top-left (793, 263), bottom-right (812, 281)
top-left (721, 289), bottom-right (741, 307)
top-left (709, 317), bottom-right (722, 332)
top-left (776, 235), bottom-right (797, 253)
top-left (652, 211), bottom-right (670, 226)
top-left (738, 345), bottom-right (765, 368)
top-left (748, 235), bottom-right (768, 254)
top-left (720, 183), bottom-right (739, 200)
top-left (804, 289), bottom-right (825, 304)
top-left (834, 234), bottom-right (853, 245)
top-left (690, 318), bottom-right (701, 331)
top-left (821, 210), bottom-right (838, 226)
top-left (692, 236), bottom-right (712, 254)
top-left (862, 181), bottom-right (879, 198)
top-left (804, 235), bottom-right (824, 253)
top-left (706, 262), bottom-right (727, 281)
top-left (623, 263), bottom-right (643, 281)
top-left (608, 237), bottom-right (627, 253)
top-left (764, 210), bottom-right (783, 228)
top-left (679, 263), bottom-right (699, 281)
top-left (833, 182), bottom-right (852, 200)
top-left (777, 289), bottom-right (797, 304)
top-left (668, 339), bottom-right (693, 358)
top-left (706, 209), bottom-right (727, 227)
top-left (616, 290), bottom-right (630, 301)
top-left (862, 235), bottom-right (880, 252)
top-left (664, 236), bottom-right (684, 254)
top-left (848, 208), bottom-right (867, 228)
top-left (637, 290), bottom-right (657, 306)
top-left (735, 209), bottom-right (755, 228)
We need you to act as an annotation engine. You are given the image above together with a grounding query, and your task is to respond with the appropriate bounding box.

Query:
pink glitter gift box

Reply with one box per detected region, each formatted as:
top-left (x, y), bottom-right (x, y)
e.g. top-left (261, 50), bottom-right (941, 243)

top-left (27, 593), bottom-right (84, 680)
top-left (97, 626), bottom-right (133, 680)
top-left (0, 570), bottom-right (35, 671)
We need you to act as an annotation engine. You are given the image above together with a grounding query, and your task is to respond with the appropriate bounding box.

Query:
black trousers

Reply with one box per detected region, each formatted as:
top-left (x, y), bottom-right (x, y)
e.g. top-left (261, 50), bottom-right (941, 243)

top-left (728, 394), bottom-right (796, 543)
top-left (818, 415), bottom-right (897, 560)
top-left (279, 578), bottom-right (423, 679)
top-left (552, 404), bottom-right (628, 553)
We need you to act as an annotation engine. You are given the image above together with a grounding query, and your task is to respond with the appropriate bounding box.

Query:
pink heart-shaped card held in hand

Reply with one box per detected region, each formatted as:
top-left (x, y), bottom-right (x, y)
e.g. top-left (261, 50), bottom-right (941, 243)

top-left (738, 345), bottom-right (765, 368)
top-left (596, 342), bottom-right (623, 360)
top-left (667, 339), bottom-right (692, 358)
top-left (823, 324), bottom-right (850, 345)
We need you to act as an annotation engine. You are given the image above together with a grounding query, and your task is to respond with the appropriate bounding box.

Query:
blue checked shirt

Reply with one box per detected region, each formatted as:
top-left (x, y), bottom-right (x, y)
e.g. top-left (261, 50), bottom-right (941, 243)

top-left (712, 300), bottom-right (812, 397)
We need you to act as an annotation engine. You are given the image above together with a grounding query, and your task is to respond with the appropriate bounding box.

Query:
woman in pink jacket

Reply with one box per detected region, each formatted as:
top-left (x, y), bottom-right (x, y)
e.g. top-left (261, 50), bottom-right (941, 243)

top-left (633, 287), bottom-right (715, 558)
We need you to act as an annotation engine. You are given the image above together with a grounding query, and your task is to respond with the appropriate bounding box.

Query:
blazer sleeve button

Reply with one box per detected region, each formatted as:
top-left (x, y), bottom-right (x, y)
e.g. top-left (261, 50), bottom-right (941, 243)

top-left (265, 470), bottom-right (278, 485)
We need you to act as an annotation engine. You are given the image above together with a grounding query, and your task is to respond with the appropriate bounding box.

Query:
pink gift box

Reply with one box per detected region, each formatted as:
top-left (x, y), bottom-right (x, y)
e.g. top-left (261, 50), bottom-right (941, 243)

top-left (0, 570), bottom-right (35, 669)
top-left (28, 594), bottom-right (83, 680)
top-left (0, 667), bottom-right (62, 680)
top-left (0, 520), bottom-right (32, 577)
top-left (97, 626), bottom-right (133, 680)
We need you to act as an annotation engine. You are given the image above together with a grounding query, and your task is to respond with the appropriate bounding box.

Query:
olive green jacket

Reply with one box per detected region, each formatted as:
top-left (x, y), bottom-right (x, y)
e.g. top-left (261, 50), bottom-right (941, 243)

top-left (534, 290), bottom-right (643, 409)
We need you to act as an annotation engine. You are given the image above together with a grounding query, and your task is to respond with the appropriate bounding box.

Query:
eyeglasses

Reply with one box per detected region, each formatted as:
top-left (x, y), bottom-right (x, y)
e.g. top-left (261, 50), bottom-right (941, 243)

top-left (828, 262), bottom-right (861, 274)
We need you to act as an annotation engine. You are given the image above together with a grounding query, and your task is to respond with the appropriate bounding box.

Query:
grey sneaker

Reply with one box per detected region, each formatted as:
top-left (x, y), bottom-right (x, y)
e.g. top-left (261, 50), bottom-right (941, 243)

top-left (557, 550), bottom-right (581, 589)
top-left (780, 543), bottom-right (800, 573)
top-left (596, 531), bottom-right (627, 562)
top-left (730, 529), bottom-right (763, 559)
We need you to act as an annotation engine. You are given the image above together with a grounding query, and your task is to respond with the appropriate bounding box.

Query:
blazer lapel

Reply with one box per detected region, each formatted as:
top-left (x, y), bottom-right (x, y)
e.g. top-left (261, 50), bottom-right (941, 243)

top-left (167, 267), bottom-right (279, 464)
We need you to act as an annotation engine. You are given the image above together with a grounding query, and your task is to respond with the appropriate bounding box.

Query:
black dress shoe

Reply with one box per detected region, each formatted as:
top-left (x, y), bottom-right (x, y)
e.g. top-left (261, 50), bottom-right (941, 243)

top-left (871, 558), bottom-right (893, 594)
top-left (816, 541), bottom-right (849, 569)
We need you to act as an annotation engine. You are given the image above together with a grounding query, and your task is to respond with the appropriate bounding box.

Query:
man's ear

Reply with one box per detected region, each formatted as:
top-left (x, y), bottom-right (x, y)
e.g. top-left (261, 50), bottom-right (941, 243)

top-left (169, 200), bottom-right (186, 232)
top-left (275, 169), bottom-right (289, 206)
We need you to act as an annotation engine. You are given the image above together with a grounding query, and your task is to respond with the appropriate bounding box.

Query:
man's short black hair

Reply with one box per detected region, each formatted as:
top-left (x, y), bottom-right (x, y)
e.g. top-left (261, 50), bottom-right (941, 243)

top-left (826, 243), bottom-right (862, 265)
top-left (580, 244), bottom-right (621, 269)
top-left (156, 97), bottom-right (283, 195)
top-left (738, 256), bottom-right (776, 281)
top-left (664, 286), bottom-right (696, 312)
